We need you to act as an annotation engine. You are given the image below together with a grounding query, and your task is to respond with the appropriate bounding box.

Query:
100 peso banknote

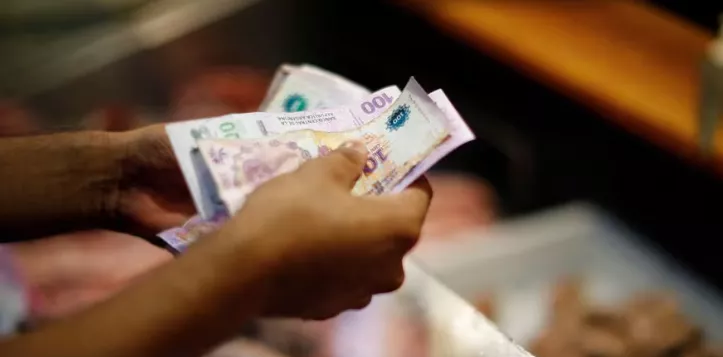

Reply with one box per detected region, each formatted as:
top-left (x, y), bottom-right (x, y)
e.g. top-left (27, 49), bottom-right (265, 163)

top-left (159, 78), bottom-right (452, 252)
top-left (166, 84), bottom-right (471, 221)
top-left (196, 78), bottom-right (449, 217)
top-left (160, 71), bottom-right (474, 252)
top-left (260, 64), bottom-right (370, 113)
top-left (167, 85), bottom-right (402, 218)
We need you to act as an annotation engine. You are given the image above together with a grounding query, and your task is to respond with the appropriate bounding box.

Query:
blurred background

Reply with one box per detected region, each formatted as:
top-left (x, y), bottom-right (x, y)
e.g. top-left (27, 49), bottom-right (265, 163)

top-left (3, 0), bottom-right (723, 356)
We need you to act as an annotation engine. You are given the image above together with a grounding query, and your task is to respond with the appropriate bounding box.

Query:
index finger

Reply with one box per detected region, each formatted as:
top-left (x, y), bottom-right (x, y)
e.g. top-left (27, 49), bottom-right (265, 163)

top-left (297, 141), bottom-right (368, 189)
top-left (357, 177), bottom-right (434, 251)
top-left (390, 176), bottom-right (434, 217)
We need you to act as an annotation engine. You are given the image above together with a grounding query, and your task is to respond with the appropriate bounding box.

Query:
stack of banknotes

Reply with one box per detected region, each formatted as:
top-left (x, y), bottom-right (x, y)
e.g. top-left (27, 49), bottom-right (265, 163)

top-left (158, 64), bottom-right (475, 253)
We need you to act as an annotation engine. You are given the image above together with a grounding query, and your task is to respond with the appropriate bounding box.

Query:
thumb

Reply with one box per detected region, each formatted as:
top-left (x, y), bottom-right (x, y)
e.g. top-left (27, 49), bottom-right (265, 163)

top-left (302, 140), bottom-right (369, 188)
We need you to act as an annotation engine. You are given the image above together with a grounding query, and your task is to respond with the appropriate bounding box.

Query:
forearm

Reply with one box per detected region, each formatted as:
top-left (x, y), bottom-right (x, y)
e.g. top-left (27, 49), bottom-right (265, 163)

top-left (0, 131), bottom-right (125, 241)
top-left (0, 231), bottom-right (274, 357)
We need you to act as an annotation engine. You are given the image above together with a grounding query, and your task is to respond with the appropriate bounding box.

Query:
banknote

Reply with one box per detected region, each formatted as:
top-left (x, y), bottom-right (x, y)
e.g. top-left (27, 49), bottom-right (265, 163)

top-left (393, 89), bottom-right (475, 191)
top-left (261, 64), bottom-right (370, 110)
top-left (161, 96), bottom-right (473, 250)
top-left (356, 86), bottom-right (476, 192)
top-left (260, 63), bottom-right (370, 113)
top-left (160, 66), bottom-right (474, 251)
top-left (158, 88), bottom-right (475, 252)
top-left (156, 214), bottom-right (228, 253)
top-left (197, 77), bottom-right (449, 217)
top-left (260, 64), bottom-right (296, 107)
top-left (167, 86), bottom-right (404, 219)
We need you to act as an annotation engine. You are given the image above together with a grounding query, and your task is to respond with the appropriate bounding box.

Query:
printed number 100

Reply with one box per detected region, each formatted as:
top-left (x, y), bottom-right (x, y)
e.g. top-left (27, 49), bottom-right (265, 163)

top-left (360, 93), bottom-right (395, 115)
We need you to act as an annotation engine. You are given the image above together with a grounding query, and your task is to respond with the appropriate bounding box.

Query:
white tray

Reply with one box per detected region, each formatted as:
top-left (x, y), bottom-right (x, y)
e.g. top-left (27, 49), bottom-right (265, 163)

top-left (245, 260), bottom-right (532, 357)
top-left (412, 202), bottom-right (723, 346)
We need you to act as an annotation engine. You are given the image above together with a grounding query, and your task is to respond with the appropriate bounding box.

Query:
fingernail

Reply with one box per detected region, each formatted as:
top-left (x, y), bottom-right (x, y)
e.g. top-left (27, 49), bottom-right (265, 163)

top-left (340, 140), bottom-right (368, 155)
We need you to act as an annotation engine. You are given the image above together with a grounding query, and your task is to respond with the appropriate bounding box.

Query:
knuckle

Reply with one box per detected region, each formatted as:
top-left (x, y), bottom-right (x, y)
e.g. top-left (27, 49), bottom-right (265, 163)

top-left (299, 151), bottom-right (362, 185)
top-left (334, 147), bottom-right (366, 167)
top-left (305, 302), bottom-right (344, 320)
top-left (350, 295), bottom-right (373, 310)
top-left (331, 149), bottom-right (366, 177)
top-left (328, 162), bottom-right (355, 183)
top-left (378, 270), bottom-right (406, 293)
top-left (308, 309), bottom-right (339, 321)
top-left (400, 234), bottom-right (421, 253)
top-left (402, 221), bottom-right (423, 239)
top-left (394, 224), bottom-right (422, 252)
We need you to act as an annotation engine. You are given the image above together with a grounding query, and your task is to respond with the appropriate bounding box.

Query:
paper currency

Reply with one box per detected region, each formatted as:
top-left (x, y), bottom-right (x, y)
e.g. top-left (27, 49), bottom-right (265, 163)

top-left (260, 64), bottom-right (370, 113)
top-left (160, 65), bottom-right (475, 253)
top-left (156, 214), bottom-right (228, 253)
top-left (167, 86), bottom-right (402, 219)
top-left (394, 89), bottom-right (475, 191)
top-left (357, 86), bottom-right (476, 192)
top-left (197, 77), bottom-right (449, 217)
top-left (154, 65), bottom-right (531, 357)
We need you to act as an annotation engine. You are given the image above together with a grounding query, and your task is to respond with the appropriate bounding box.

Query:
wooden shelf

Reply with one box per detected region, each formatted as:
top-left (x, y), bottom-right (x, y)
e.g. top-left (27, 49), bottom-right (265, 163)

top-left (399, 0), bottom-right (723, 174)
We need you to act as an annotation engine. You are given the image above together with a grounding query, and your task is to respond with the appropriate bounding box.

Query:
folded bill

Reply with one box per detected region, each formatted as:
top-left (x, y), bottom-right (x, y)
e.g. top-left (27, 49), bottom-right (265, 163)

top-left (394, 89), bottom-right (475, 192)
top-left (353, 86), bottom-right (476, 192)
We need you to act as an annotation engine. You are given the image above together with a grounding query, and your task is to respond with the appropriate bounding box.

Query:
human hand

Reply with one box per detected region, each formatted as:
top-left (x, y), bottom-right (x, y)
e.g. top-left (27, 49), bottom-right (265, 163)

top-left (109, 124), bottom-right (195, 237)
top-left (210, 142), bottom-right (433, 320)
top-left (7, 230), bottom-right (172, 323)
top-left (0, 104), bottom-right (187, 239)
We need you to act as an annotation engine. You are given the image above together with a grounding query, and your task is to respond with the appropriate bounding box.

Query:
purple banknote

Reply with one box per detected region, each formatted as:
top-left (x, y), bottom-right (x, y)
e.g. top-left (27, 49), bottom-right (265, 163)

top-left (157, 215), bottom-right (228, 254)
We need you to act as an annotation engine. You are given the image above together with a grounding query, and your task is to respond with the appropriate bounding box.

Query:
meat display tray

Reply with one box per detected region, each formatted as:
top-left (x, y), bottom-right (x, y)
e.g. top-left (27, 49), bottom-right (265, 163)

top-left (412, 201), bottom-right (723, 345)
top-left (237, 260), bottom-right (532, 357)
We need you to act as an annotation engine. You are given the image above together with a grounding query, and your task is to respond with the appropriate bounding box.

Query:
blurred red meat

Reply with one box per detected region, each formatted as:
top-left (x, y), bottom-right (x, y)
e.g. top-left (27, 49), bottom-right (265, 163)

top-left (421, 173), bottom-right (497, 239)
top-left (82, 105), bottom-right (147, 132)
top-left (205, 338), bottom-right (291, 357)
top-left (0, 101), bottom-right (41, 137)
top-left (170, 68), bottom-right (272, 121)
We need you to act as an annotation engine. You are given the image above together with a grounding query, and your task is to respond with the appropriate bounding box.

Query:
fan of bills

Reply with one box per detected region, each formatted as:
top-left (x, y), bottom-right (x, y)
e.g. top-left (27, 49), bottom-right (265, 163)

top-left (159, 64), bottom-right (476, 252)
top-left (156, 64), bottom-right (530, 357)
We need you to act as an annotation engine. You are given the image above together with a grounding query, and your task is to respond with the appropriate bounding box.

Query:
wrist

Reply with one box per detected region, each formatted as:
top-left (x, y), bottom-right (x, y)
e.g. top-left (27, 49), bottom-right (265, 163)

top-left (77, 131), bottom-right (128, 226)
top-left (184, 220), bottom-right (283, 318)
top-left (0, 130), bottom-right (127, 239)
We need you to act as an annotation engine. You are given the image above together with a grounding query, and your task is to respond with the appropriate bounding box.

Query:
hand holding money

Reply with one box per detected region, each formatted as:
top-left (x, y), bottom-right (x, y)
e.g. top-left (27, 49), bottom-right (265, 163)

top-left (0, 133), bottom-right (432, 357)
top-left (197, 143), bottom-right (432, 320)
top-left (159, 64), bottom-right (475, 252)
top-left (113, 125), bottom-right (196, 237)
